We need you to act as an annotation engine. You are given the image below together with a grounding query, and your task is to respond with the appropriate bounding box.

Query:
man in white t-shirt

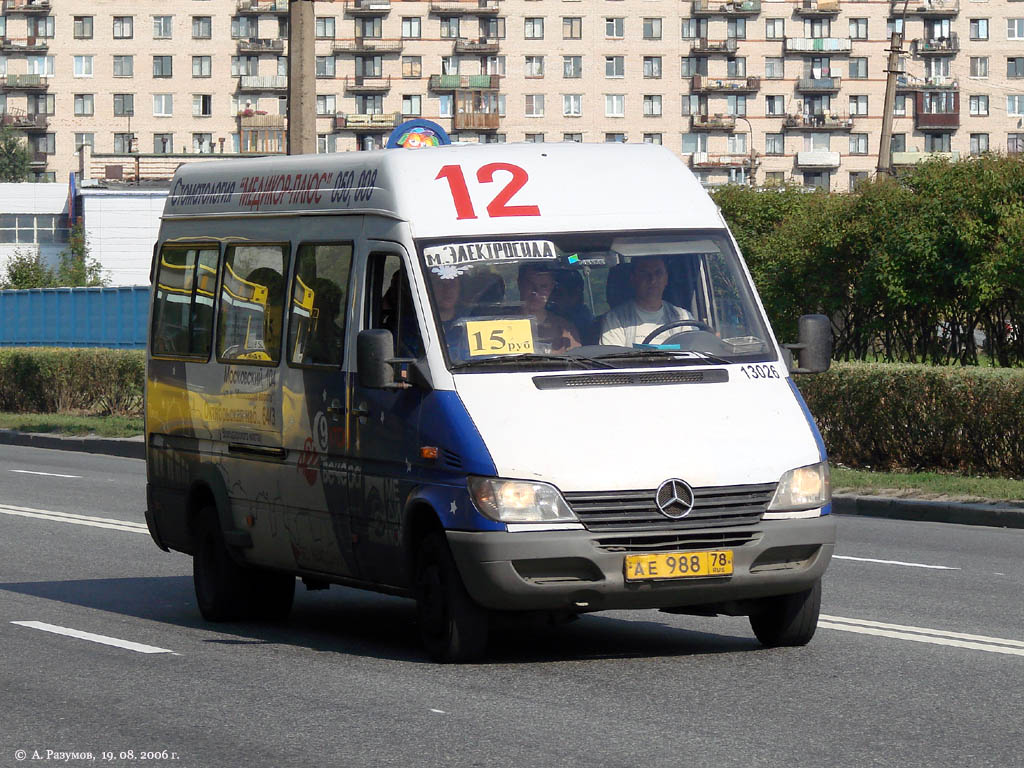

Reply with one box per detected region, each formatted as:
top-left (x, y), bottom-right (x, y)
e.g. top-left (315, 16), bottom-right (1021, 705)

top-left (599, 256), bottom-right (693, 347)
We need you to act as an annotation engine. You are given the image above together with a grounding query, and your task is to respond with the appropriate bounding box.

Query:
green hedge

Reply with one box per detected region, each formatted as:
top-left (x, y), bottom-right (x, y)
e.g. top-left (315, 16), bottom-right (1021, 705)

top-left (0, 348), bottom-right (144, 416)
top-left (798, 362), bottom-right (1024, 478)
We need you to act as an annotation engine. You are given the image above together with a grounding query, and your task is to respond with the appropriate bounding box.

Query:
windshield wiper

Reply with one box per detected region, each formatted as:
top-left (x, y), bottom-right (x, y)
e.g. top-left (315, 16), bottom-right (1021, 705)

top-left (450, 353), bottom-right (614, 371)
top-left (592, 349), bottom-right (732, 366)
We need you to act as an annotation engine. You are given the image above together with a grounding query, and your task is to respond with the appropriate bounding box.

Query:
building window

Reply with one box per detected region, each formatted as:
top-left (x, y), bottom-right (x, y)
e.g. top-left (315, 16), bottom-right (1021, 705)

top-left (486, 55), bottom-right (505, 76)
top-left (849, 18), bottom-right (867, 40)
top-left (153, 16), bottom-right (173, 39)
top-left (153, 134), bottom-right (174, 154)
top-left (803, 171), bottom-right (830, 190)
top-left (357, 18), bottom-right (381, 38)
top-left (563, 17), bottom-right (582, 40)
top-left (849, 172), bottom-right (868, 191)
top-left (113, 133), bottom-right (135, 154)
top-left (1008, 19), bottom-right (1024, 40)
top-left (894, 94), bottom-right (906, 116)
top-left (922, 91), bottom-right (955, 113)
top-left (29, 16), bottom-right (54, 38)
top-left (642, 94), bottom-right (662, 117)
top-left (643, 18), bottom-right (662, 40)
top-left (605, 56), bottom-right (624, 78)
top-left (681, 19), bottom-right (702, 40)
top-left (74, 16), bottom-right (94, 39)
top-left (317, 17), bottom-right (337, 39)
top-left (525, 94), bottom-right (545, 117)
top-left (74, 133), bottom-right (94, 151)
top-left (316, 94), bottom-right (336, 116)
top-left (605, 94), bottom-right (625, 117)
top-left (728, 133), bottom-right (747, 155)
top-left (970, 18), bottom-right (989, 40)
top-left (73, 56), bottom-right (94, 78)
top-left (232, 56), bottom-right (258, 77)
top-left (848, 58), bottom-right (868, 79)
top-left (680, 57), bottom-right (701, 78)
top-left (764, 171), bottom-right (785, 187)
top-left (1009, 58), bottom-right (1024, 79)
top-left (727, 94), bottom-right (746, 117)
top-left (887, 18), bottom-right (904, 37)
top-left (849, 95), bottom-right (868, 116)
top-left (605, 133), bottom-right (626, 143)
top-left (153, 56), bottom-right (173, 78)
top-left (402, 56), bottom-right (421, 78)
top-left (563, 56), bottom-right (582, 78)
top-left (643, 133), bottom-right (662, 145)
top-left (524, 18), bottom-right (544, 39)
top-left (193, 56), bottom-right (211, 78)
top-left (27, 56), bottom-right (55, 77)
top-left (525, 56), bottom-right (544, 78)
top-left (153, 94), bottom-right (173, 117)
top-left (192, 94), bottom-right (212, 117)
top-left (765, 133), bottom-right (784, 155)
top-left (1007, 95), bottom-right (1024, 116)
top-left (113, 56), bottom-right (134, 78)
top-left (765, 58), bottom-right (784, 79)
top-left (441, 56), bottom-right (458, 75)
top-left (113, 93), bottom-right (134, 117)
top-left (316, 56), bottom-right (336, 78)
top-left (1008, 134), bottom-right (1024, 154)
top-left (563, 133), bottom-right (582, 143)
top-left (231, 16), bottom-right (257, 39)
top-left (849, 133), bottom-right (869, 155)
top-left (27, 93), bottom-right (54, 116)
top-left (727, 57), bottom-right (746, 78)
top-left (563, 94), bottom-right (582, 116)
top-left (891, 133), bottom-right (906, 153)
top-left (969, 95), bottom-right (989, 116)
top-left (525, 133), bottom-right (544, 143)
top-left (401, 17), bottom-right (420, 38)
top-left (317, 134), bottom-right (336, 154)
top-left (113, 16), bottom-right (133, 39)
top-left (356, 95), bottom-right (383, 115)
top-left (643, 57), bottom-right (662, 79)
top-left (765, 95), bottom-right (784, 116)
top-left (605, 17), bottom-right (624, 38)
top-left (681, 95), bottom-right (700, 117)
top-left (482, 17), bottom-right (505, 39)
top-left (765, 18), bottom-right (784, 40)
top-left (192, 16), bottom-right (212, 39)
top-left (728, 18), bottom-right (746, 40)
top-left (440, 17), bottom-right (460, 39)
top-left (439, 94), bottom-right (452, 118)
top-left (970, 133), bottom-right (989, 155)
top-left (401, 94), bottom-right (422, 116)
top-left (193, 133), bottom-right (213, 153)
top-left (971, 57), bottom-right (989, 78)
top-left (924, 133), bottom-right (951, 152)
top-left (73, 94), bottom-right (94, 117)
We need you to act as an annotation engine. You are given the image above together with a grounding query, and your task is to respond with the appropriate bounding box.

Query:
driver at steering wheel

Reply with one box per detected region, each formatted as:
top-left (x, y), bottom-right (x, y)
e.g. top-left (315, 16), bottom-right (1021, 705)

top-left (599, 255), bottom-right (693, 347)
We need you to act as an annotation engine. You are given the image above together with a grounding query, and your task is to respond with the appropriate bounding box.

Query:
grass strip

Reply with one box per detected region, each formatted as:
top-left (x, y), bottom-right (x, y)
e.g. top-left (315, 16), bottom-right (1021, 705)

top-left (0, 413), bottom-right (143, 439)
top-left (832, 466), bottom-right (1024, 503)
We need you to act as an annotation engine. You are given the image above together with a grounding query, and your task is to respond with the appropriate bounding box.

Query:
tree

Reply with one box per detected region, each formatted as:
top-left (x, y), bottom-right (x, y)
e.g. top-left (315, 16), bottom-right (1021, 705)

top-left (0, 126), bottom-right (31, 183)
top-left (56, 224), bottom-right (106, 287)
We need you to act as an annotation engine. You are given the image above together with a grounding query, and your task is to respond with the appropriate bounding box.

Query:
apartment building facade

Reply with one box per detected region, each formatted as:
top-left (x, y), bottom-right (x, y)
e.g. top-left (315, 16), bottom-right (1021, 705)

top-left (2, 0), bottom-right (1023, 191)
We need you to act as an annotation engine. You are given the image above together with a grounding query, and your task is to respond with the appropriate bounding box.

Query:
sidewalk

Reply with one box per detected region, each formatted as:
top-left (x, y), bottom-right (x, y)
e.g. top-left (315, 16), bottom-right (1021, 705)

top-left (2, 429), bottom-right (1023, 529)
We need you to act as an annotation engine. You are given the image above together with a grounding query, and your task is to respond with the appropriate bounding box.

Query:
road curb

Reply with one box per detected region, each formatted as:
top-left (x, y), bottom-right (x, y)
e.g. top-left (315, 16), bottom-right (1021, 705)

top-left (0, 429), bottom-right (145, 460)
top-left (833, 494), bottom-right (1024, 529)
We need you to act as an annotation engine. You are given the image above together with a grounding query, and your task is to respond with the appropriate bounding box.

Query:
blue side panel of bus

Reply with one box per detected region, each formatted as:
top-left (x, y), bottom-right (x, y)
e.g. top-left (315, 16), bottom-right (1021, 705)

top-left (0, 286), bottom-right (149, 349)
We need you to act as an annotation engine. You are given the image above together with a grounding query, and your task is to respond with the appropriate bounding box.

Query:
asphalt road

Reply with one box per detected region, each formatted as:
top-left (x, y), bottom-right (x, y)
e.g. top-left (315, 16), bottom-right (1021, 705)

top-left (1, 444), bottom-right (1021, 768)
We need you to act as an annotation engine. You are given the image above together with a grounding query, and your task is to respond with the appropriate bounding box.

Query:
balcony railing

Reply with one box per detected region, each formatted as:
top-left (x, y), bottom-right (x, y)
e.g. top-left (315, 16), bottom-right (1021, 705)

top-left (914, 111), bottom-right (959, 129)
top-left (334, 112), bottom-right (402, 131)
top-left (892, 151), bottom-right (959, 165)
top-left (892, 0), bottom-right (959, 15)
top-left (453, 37), bottom-right (500, 54)
top-left (783, 113), bottom-right (854, 130)
top-left (689, 153), bottom-right (755, 169)
top-left (691, 74), bottom-right (760, 93)
top-left (794, 0), bottom-right (841, 16)
top-left (343, 75), bottom-right (392, 92)
top-left (796, 150), bottom-right (841, 168)
top-left (453, 112), bottom-right (500, 130)
top-left (430, 0), bottom-right (500, 13)
top-left (0, 108), bottom-right (46, 129)
top-left (238, 113), bottom-right (286, 129)
top-left (29, 151), bottom-right (47, 166)
top-left (1, 37), bottom-right (49, 51)
top-left (344, 0), bottom-right (392, 15)
top-left (236, 0), bottom-right (289, 13)
top-left (690, 114), bottom-right (737, 130)
top-left (237, 38), bottom-right (285, 53)
top-left (913, 33), bottom-right (959, 54)
top-left (689, 38), bottom-right (739, 54)
top-left (428, 73), bottom-right (501, 90)
top-left (691, 0), bottom-right (761, 16)
top-left (783, 37), bottom-right (852, 53)
top-left (2, 0), bottom-right (51, 13)
top-left (239, 75), bottom-right (288, 91)
top-left (797, 76), bottom-right (841, 92)
top-left (2, 73), bottom-right (48, 90)
top-left (896, 75), bottom-right (959, 91)
top-left (332, 38), bottom-right (404, 54)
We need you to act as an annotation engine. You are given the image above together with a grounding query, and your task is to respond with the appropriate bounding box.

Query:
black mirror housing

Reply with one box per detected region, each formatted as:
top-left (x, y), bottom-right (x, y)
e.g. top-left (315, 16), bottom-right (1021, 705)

top-left (783, 314), bottom-right (832, 374)
top-left (357, 329), bottom-right (396, 389)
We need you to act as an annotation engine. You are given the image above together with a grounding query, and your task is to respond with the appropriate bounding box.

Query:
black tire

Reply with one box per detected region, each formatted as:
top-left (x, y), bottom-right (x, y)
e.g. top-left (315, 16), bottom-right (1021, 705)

top-left (193, 508), bottom-right (295, 622)
top-left (749, 578), bottom-right (822, 648)
top-left (414, 533), bottom-right (489, 663)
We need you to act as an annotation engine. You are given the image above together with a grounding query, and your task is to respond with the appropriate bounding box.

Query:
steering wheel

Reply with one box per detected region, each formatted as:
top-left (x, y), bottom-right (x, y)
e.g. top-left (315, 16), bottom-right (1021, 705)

top-left (642, 319), bottom-right (713, 345)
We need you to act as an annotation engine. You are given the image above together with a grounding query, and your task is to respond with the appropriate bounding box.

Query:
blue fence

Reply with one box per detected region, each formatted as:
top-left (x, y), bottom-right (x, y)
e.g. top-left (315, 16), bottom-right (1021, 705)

top-left (0, 286), bottom-right (149, 349)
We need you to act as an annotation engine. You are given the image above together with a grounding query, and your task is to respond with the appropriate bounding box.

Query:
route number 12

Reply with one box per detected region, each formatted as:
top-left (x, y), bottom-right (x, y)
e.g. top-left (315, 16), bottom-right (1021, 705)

top-left (435, 163), bottom-right (541, 220)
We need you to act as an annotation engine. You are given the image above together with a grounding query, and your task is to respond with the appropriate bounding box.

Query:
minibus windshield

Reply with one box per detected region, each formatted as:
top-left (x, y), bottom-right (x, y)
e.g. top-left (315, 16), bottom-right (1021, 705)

top-left (417, 231), bottom-right (775, 371)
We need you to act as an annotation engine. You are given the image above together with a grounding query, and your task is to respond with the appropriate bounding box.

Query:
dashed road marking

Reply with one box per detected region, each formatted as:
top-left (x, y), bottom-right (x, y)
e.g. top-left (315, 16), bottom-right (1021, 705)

top-left (0, 504), bottom-right (147, 534)
top-left (9, 469), bottom-right (82, 479)
top-left (833, 555), bottom-right (960, 570)
top-left (11, 621), bottom-right (177, 655)
top-left (820, 615), bottom-right (1024, 656)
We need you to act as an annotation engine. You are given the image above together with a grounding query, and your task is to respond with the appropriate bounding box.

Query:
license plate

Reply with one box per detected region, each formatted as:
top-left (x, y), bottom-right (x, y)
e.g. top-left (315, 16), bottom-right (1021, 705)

top-left (624, 550), bottom-right (733, 581)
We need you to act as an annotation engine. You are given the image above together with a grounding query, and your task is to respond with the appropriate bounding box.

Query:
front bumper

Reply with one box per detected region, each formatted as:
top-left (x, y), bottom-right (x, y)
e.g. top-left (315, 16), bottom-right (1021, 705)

top-left (446, 516), bottom-right (836, 612)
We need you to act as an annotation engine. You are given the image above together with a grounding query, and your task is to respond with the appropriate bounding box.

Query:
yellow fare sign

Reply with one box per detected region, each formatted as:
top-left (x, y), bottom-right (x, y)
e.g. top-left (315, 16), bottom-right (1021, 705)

top-left (624, 550), bottom-right (734, 581)
top-left (465, 319), bottom-right (534, 357)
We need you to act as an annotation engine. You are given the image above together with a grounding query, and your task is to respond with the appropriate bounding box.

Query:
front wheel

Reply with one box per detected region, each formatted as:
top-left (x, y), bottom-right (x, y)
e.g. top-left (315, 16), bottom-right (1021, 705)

top-left (414, 533), bottom-right (489, 663)
top-left (749, 579), bottom-right (821, 648)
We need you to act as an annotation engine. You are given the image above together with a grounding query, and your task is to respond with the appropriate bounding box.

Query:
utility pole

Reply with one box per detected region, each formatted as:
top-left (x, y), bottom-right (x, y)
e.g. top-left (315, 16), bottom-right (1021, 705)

top-left (288, 0), bottom-right (316, 155)
top-left (877, 2), bottom-right (910, 175)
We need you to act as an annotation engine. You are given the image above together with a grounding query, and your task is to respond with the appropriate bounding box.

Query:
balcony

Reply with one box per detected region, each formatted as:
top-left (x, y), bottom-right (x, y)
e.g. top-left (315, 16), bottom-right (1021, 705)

top-left (237, 38), bottom-right (285, 53)
top-left (344, 0), bottom-right (392, 15)
top-left (2, 73), bottom-right (48, 90)
top-left (1, 37), bottom-right (49, 52)
top-left (892, 0), bottom-right (958, 15)
top-left (783, 37), bottom-right (852, 53)
top-left (915, 111), bottom-right (959, 130)
top-left (793, 0), bottom-right (841, 16)
top-left (238, 75), bottom-right (288, 91)
top-left (691, 0), bottom-right (761, 16)
top-left (0, 108), bottom-right (46, 130)
top-left (2, 0), bottom-right (51, 13)
top-left (797, 76), bottom-right (841, 92)
top-left (428, 73), bottom-right (501, 91)
top-left (453, 37), bottom-right (500, 54)
top-left (689, 153), bottom-right (755, 169)
top-left (690, 114), bottom-right (737, 130)
top-left (691, 74), bottom-right (760, 93)
top-left (238, 113), bottom-right (286, 129)
top-left (236, 0), bottom-right (289, 14)
top-left (783, 113), bottom-right (854, 130)
top-left (896, 75), bottom-right (959, 91)
top-left (689, 38), bottom-right (739, 55)
top-left (430, 0), bottom-right (500, 14)
top-left (796, 150), bottom-right (840, 168)
top-left (334, 112), bottom-right (402, 131)
top-left (913, 33), bottom-right (959, 55)
top-left (28, 151), bottom-right (47, 167)
top-left (892, 151), bottom-right (959, 166)
top-left (332, 38), bottom-right (404, 54)
top-left (343, 75), bottom-right (392, 92)
top-left (453, 112), bottom-right (500, 131)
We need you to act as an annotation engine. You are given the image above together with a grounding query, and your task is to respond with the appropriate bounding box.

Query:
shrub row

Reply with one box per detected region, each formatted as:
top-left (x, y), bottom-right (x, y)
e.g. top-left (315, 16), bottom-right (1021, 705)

top-left (0, 348), bottom-right (144, 417)
top-left (797, 362), bottom-right (1024, 478)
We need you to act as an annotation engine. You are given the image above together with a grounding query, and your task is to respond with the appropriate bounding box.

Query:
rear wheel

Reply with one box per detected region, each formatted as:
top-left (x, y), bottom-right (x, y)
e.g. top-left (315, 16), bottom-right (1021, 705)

top-left (749, 579), bottom-right (821, 648)
top-left (414, 533), bottom-right (489, 663)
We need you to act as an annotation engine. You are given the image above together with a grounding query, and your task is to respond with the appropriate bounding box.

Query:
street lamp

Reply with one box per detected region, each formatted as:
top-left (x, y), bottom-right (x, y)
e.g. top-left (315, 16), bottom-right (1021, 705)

top-left (736, 115), bottom-right (756, 186)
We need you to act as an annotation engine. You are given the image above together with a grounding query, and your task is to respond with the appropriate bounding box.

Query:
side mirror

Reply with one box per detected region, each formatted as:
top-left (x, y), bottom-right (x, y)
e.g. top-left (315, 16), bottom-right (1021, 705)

top-left (783, 314), bottom-right (832, 374)
top-left (357, 329), bottom-right (396, 389)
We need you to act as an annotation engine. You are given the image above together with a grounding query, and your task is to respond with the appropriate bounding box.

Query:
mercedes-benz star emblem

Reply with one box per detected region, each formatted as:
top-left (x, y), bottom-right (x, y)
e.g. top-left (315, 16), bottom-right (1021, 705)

top-left (655, 479), bottom-right (695, 519)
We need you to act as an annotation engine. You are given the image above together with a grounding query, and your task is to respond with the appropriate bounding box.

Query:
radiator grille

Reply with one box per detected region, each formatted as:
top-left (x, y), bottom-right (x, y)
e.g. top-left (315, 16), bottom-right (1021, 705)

top-left (594, 530), bottom-right (761, 553)
top-left (564, 482), bottom-right (776, 532)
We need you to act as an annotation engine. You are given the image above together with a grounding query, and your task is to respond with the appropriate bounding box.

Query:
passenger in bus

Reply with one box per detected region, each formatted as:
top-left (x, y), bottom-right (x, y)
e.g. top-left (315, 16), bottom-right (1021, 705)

top-left (598, 256), bottom-right (693, 347)
top-left (548, 270), bottom-right (597, 346)
top-left (517, 263), bottom-right (581, 352)
top-left (307, 278), bottom-right (344, 365)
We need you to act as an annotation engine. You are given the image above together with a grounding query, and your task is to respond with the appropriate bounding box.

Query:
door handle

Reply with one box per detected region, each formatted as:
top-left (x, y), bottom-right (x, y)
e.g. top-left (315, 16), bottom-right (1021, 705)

top-left (350, 401), bottom-right (370, 418)
top-left (327, 399), bottom-right (344, 421)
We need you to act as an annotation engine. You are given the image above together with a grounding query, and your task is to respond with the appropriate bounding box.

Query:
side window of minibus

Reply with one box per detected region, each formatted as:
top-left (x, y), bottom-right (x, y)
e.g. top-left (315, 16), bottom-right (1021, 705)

top-left (287, 242), bottom-right (353, 367)
top-left (217, 243), bottom-right (289, 364)
top-left (365, 253), bottom-right (423, 358)
top-left (151, 244), bottom-right (220, 358)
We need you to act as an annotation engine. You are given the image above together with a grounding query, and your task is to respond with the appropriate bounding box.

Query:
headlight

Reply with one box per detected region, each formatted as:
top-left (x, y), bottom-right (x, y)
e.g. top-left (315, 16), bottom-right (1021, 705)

top-left (467, 477), bottom-right (579, 524)
top-left (767, 461), bottom-right (831, 512)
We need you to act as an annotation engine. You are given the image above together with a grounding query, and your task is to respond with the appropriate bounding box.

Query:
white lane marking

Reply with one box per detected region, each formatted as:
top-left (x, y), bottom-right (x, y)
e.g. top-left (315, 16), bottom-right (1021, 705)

top-left (820, 615), bottom-right (1024, 656)
top-left (9, 469), bottom-right (82, 479)
top-left (0, 503), bottom-right (148, 534)
top-left (833, 555), bottom-right (960, 570)
top-left (12, 621), bottom-right (177, 655)
top-left (429, 709), bottom-right (447, 714)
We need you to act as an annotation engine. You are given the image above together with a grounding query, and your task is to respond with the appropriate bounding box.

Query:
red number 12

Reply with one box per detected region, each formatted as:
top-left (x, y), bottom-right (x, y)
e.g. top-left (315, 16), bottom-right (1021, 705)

top-left (435, 163), bottom-right (541, 220)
